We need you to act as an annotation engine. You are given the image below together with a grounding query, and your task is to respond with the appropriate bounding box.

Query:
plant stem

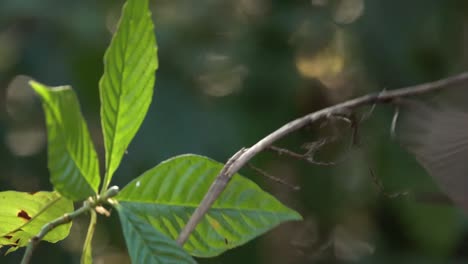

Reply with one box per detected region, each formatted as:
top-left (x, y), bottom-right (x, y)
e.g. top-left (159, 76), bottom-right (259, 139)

top-left (80, 210), bottom-right (97, 264)
top-left (21, 186), bottom-right (119, 264)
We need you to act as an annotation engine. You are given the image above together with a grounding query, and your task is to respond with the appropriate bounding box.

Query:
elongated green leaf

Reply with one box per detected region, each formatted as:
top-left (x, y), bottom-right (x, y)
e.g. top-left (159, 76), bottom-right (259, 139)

top-left (99, 0), bottom-right (158, 189)
top-left (116, 205), bottom-right (196, 263)
top-left (30, 81), bottom-right (101, 200)
top-left (116, 154), bottom-right (302, 257)
top-left (0, 191), bottom-right (73, 254)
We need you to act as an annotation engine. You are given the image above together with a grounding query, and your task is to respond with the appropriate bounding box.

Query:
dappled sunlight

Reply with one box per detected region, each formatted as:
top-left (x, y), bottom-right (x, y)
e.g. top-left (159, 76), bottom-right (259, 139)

top-left (295, 45), bottom-right (345, 81)
top-left (6, 75), bottom-right (35, 121)
top-left (0, 30), bottom-right (19, 73)
top-left (294, 29), bottom-right (363, 101)
top-left (234, 0), bottom-right (269, 21)
top-left (5, 127), bottom-right (44, 156)
top-left (0, 0), bottom-right (467, 263)
top-left (311, 0), bottom-right (328, 7)
top-left (333, 0), bottom-right (365, 24)
top-left (291, 20), bottom-right (370, 103)
top-left (5, 75), bottom-right (45, 157)
top-left (332, 211), bottom-right (375, 261)
top-left (197, 53), bottom-right (248, 97)
top-left (291, 21), bottom-right (348, 86)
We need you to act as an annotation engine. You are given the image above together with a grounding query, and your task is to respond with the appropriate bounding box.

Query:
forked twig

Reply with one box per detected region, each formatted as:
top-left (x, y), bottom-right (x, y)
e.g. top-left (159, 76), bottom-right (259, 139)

top-left (268, 143), bottom-right (346, 166)
top-left (21, 186), bottom-right (119, 264)
top-left (390, 106), bottom-right (400, 140)
top-left (366, 166), bottom-right (409, 199)
top-left (267, 111), bottom-right (359, 167)
top-left (247, 163), bottom-right (300, 191)
top-left (177, 72), bottom-right (468, 245)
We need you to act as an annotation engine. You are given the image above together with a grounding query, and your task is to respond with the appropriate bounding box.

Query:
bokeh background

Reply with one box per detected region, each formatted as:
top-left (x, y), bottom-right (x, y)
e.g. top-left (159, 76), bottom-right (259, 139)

top-left (1, 0), bottom-right (468, 263)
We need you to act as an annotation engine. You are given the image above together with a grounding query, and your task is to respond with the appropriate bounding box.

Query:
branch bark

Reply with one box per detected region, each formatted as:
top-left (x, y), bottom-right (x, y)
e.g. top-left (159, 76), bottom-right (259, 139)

top-left (177, 71), bottom-right (468, 245)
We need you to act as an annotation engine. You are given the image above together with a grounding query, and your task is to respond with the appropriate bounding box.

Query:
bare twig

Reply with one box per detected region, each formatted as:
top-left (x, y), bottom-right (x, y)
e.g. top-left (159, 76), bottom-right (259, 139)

top-left (177, 72), bottom-right (468, 245)
top-left (21, 186), bottom-right (120, 264)
top-left (366, 167), bottom-right (409, 198)
top-left (390, 106), bottom-right (400, 140)
top-left (269, 145), bottom-right (318, 163)
top-left (247, 163), bottom-right (300, 191)
top-left (358, 88), bottom-right (386, 123)
top-left (269, 144), bottom-right (347, 166)
top-left (81, 210), bottom-right (97, 264)
top-left (269, 111), bottom-right (361, 167)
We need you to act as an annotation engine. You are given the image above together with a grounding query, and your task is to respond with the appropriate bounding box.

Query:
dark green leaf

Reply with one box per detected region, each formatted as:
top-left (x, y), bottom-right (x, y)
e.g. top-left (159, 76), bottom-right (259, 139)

top-left (116, 205), bottom-right (196, 263)
top-left (116, 154), bottom-right (302, 257)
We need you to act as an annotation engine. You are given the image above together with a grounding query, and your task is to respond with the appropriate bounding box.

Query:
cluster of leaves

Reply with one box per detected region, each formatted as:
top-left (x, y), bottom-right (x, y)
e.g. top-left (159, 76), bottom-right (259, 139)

top-left (0, 0), bottom-right (301, 263)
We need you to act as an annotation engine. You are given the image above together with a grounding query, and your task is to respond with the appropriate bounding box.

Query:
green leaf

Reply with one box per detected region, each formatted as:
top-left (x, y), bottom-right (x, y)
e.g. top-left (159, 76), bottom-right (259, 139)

top-left (0, 191), bottom-right (73, 254)
top-left (99, 0), bottom-right (158, 190)
top-left (116, 205), bottom-right (196, 264)
top-left (30, 81), bottom-right (101, 200)
top-left (116, 154), bottom-right (302, 257)
top-left (80, 210), bottom-right (97, 264)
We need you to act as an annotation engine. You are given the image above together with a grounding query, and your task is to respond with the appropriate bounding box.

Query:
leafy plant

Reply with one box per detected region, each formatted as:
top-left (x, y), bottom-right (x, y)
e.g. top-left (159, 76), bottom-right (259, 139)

top-left (0, 0), bottom-right (301, 263)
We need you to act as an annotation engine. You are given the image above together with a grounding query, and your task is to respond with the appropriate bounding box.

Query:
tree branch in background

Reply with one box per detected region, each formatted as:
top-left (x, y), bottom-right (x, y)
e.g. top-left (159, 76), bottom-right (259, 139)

top-left (247, 163), bottom-right (300, 191)
top-left (177, 71), bottom-right (468, 245)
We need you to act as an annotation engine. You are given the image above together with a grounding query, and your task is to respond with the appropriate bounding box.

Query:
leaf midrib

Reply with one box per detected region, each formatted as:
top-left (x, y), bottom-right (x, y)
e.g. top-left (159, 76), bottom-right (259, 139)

top-left (119, 200), bottom-right (296, 215)
top-left (104, 3), bottom-right (139, 190)
top-left (42, 94), bottom-right (96, 194)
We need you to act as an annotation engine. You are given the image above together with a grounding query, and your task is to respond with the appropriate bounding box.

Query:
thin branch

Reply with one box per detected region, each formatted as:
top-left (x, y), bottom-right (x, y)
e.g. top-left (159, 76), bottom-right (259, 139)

top-left (247, 163), bottom-right (300, 191)
top-left (390, 106), bottom-right (400, 140)
top-left (366, 167), bottom-right (409, 199)
top-left (359, 97), bottom-right (378, 123)
top-left (269, 144), bottom-right (334, 166)
top-left (21, 186), bottom-right (119, 264)
top-left (269, 145), bottom-right (306, 159)
top-left (81, 210), bottom-right (97, 264)
top-left (177, 71), bottom-right (468, 245)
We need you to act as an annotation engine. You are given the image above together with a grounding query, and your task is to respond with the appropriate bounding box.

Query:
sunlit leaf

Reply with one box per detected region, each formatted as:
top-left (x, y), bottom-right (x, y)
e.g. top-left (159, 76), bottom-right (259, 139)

top-left (116, 154), bottom-right (302, 257)
top-left (30, 80), bottom-right (101, 200)
top-left (0, 191), bottom-right (73, 254)
top-left (99, 0), bottom-right (158, 189)
top-left (116, 205), bottom-right (196, 263)
top-left (333, 225), bottom-right (375, 261)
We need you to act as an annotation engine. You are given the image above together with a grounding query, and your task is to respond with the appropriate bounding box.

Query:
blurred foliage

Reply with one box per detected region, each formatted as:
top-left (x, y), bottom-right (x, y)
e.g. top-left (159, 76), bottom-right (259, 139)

top-left (1, 0), bottom-right (468, 263)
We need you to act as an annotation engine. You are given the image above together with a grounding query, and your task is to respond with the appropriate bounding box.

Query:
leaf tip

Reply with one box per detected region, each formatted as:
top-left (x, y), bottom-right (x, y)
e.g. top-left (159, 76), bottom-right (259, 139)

top-left (28, 79), bottom-right (44, 93)
top-left (291, 211), bottom-right (303, 221)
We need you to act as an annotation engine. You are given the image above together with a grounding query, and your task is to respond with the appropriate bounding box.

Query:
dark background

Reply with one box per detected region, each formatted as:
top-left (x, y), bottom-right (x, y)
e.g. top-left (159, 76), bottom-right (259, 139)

top-left (1, 0), bottom-right (468, 263)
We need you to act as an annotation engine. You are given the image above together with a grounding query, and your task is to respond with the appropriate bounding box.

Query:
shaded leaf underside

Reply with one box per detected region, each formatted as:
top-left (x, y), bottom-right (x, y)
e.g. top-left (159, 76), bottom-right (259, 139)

top-left (117, 205), bottom-right (196, 263)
